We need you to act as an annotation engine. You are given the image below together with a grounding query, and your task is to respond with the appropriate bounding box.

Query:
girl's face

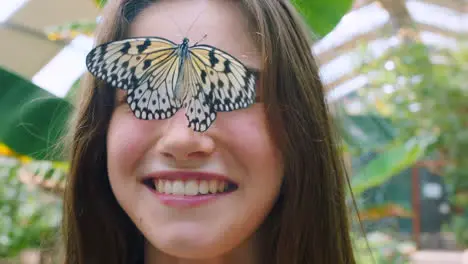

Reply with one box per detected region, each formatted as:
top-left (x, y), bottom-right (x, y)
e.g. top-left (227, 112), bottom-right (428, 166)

top-left (107, 0), bottom-right (283, 261)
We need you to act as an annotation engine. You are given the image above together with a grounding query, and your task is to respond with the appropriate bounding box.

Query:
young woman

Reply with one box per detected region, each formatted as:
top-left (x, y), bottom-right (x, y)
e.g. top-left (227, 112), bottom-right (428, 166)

top-left (62, 0), bottom-right (357, 263)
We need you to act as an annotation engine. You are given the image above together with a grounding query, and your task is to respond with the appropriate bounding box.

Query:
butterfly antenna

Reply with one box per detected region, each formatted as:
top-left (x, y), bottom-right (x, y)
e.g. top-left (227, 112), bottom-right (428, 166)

top-left (185, 8), bottom-right (206, 38)
top-left (194, 34), bottom-right (208, 46)
top-left (169, 16), bottom-right (184, 40)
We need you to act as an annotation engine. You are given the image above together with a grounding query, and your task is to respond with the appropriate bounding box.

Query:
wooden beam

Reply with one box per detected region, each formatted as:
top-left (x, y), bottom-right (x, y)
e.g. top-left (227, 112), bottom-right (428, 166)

top-left (0, 26), bottom-right (63, 78)
top-left (0, 21), bottom-right (67, 46)
top-left (379, 0), bottom-right (418, 31)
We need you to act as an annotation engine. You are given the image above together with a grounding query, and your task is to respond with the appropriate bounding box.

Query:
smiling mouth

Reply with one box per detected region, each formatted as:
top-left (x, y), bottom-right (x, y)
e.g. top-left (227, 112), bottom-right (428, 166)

top-left (143, 178), bottom-right (238, 196)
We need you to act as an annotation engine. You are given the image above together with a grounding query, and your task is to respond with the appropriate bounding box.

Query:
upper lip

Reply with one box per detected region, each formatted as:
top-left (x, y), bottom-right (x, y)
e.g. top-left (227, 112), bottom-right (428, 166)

top-left (142, 170), bottom-right (237, 184)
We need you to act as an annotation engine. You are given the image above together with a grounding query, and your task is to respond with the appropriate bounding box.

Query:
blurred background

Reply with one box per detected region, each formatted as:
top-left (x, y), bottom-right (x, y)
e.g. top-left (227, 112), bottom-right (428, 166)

top-left (0, 0), bottom-right (467, 263)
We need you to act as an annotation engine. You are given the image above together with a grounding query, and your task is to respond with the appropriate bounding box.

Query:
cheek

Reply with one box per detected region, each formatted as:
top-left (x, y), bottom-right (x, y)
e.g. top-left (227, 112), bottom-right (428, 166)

top-left (217, 106), bottom-right (284, 233)
top-left (107, 112), bottom-right (155, 174)
top-left (217, 105), bottom-right (283, 184)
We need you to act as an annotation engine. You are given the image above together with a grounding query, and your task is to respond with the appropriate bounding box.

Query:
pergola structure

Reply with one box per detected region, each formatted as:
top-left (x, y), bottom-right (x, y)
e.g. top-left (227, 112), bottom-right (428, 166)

top-left (315, 0), bottom-right (467, 102)
top-left (0, 0), bottom-right (466, 100)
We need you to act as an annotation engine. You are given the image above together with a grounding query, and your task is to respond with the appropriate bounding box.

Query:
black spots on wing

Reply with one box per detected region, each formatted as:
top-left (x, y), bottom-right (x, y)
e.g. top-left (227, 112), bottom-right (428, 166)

top-left (120, 42), bottom-right (131, 53)
top-left (119, 61), bottom-right (129, 77)
top-left (120, 69), bottom-right (127, 77)
top-left (223, 60), bottom-right (231, 73)
top-left (88, 48), bottom-right (98, 63)
top-left (210, 82), bottom-right (215, 89)
top-left (129, 67), bottom-right (138, 86)
top-left (208, 49), bottom-right (219, 67)
top-left (109, 74), bottom-right (119, 85)
top-left (142, 60), bottom-right (152, 70)
top-left (218, 79), bottom-right (224, 88)
top-left (201, 70), bottom-right (207, 84)
top-left (137, 39), bottom-right (152, 53)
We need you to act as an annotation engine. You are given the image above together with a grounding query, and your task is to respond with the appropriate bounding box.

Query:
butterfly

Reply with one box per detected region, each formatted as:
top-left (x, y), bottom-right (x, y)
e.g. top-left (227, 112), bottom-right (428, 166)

top-left (85, 36), bottom-right (258, 132)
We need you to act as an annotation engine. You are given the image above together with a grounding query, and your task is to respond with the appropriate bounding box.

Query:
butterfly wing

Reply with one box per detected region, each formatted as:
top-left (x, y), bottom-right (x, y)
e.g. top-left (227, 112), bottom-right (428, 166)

top-left (85, 37), bottom-right (183, 120)
top-left (181, 55), bottom-right (217, 132)
top-left (188, 45), bottom-right (257, 113)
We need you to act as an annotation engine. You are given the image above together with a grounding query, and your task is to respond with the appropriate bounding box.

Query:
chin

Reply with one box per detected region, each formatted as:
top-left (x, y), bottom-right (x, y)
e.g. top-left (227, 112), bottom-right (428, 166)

top-left (147, 231), bottom-right (234, 259)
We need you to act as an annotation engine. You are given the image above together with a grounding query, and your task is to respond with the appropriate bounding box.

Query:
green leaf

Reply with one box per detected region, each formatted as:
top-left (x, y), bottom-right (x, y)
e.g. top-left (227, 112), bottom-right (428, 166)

top-left (94, 0), bottom-right (107, 8)
top-left (0, 67), bottom-right (73, 161)
top-left (291, 0), bottom-right (353, 38)
top-left (351, 136), bottom-right (435, 197)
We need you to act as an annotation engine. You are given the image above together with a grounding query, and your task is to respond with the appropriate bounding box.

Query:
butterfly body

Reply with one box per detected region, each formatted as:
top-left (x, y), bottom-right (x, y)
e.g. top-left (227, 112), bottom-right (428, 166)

top-left (86, 36), bottom-right (257, 132)
top-left (174, 37), bottom-right (190, 99)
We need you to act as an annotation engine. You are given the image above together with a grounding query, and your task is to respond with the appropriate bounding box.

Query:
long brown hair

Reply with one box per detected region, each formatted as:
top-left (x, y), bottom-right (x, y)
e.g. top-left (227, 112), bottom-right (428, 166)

top-left (62, 0), bottom-right (356, 263)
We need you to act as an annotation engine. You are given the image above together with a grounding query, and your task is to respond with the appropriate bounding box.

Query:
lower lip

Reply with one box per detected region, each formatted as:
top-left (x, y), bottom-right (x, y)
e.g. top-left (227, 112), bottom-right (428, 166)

top-left (146, 187), bottom-right (230, 208)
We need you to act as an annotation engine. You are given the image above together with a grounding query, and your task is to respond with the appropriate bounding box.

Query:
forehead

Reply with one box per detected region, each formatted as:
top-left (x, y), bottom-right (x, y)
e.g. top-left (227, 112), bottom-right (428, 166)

top-left (128, 0), bottom-right (260, 69)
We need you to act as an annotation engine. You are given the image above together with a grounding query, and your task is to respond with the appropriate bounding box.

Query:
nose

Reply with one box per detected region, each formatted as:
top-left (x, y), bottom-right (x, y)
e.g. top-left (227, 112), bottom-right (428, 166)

top-left (156, 110), bottom-right (215, 164)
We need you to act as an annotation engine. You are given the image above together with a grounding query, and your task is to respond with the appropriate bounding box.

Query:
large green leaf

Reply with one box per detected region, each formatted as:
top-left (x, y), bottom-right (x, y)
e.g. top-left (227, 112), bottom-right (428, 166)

top-left (351, 136), bottom-right (435, 198)
top-left (290, 0), bottom-right (353, 38)
top-left (0, 68), bottom-right (72, 161)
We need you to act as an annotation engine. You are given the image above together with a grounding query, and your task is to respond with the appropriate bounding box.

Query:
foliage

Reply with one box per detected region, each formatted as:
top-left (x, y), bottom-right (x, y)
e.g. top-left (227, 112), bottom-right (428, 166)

top-left (335, 110), bottom-right (431, 222)
top-left (0, 157), bottom-right (62, 258)
top-left (442, 214), bottom-right (468, 248)
top-left (350, 135), bottom-right (433, 197)
top-left (357, 40), bottom-right (468, 246)
top-left (353, 231), bottom-right (416, 264)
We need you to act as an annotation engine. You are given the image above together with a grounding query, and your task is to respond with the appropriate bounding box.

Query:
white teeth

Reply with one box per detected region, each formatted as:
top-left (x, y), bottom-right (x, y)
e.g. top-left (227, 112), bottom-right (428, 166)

top-left (185, 180), bottom-right (199, 196)
top-left (164, 181), bottom-right (172, 194)
top-left (157, 179), bottom-right (164, 193)
top-left (199, 180), bottom-right (209, 194)
top-left (172, 180), bottom-right (184, 195)
top-left (153, 179), bottom-right (232, 195)
top-left (209, 180), bottom-right (218, 194)
top-left (218, 181), bottom-right (226, 192)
